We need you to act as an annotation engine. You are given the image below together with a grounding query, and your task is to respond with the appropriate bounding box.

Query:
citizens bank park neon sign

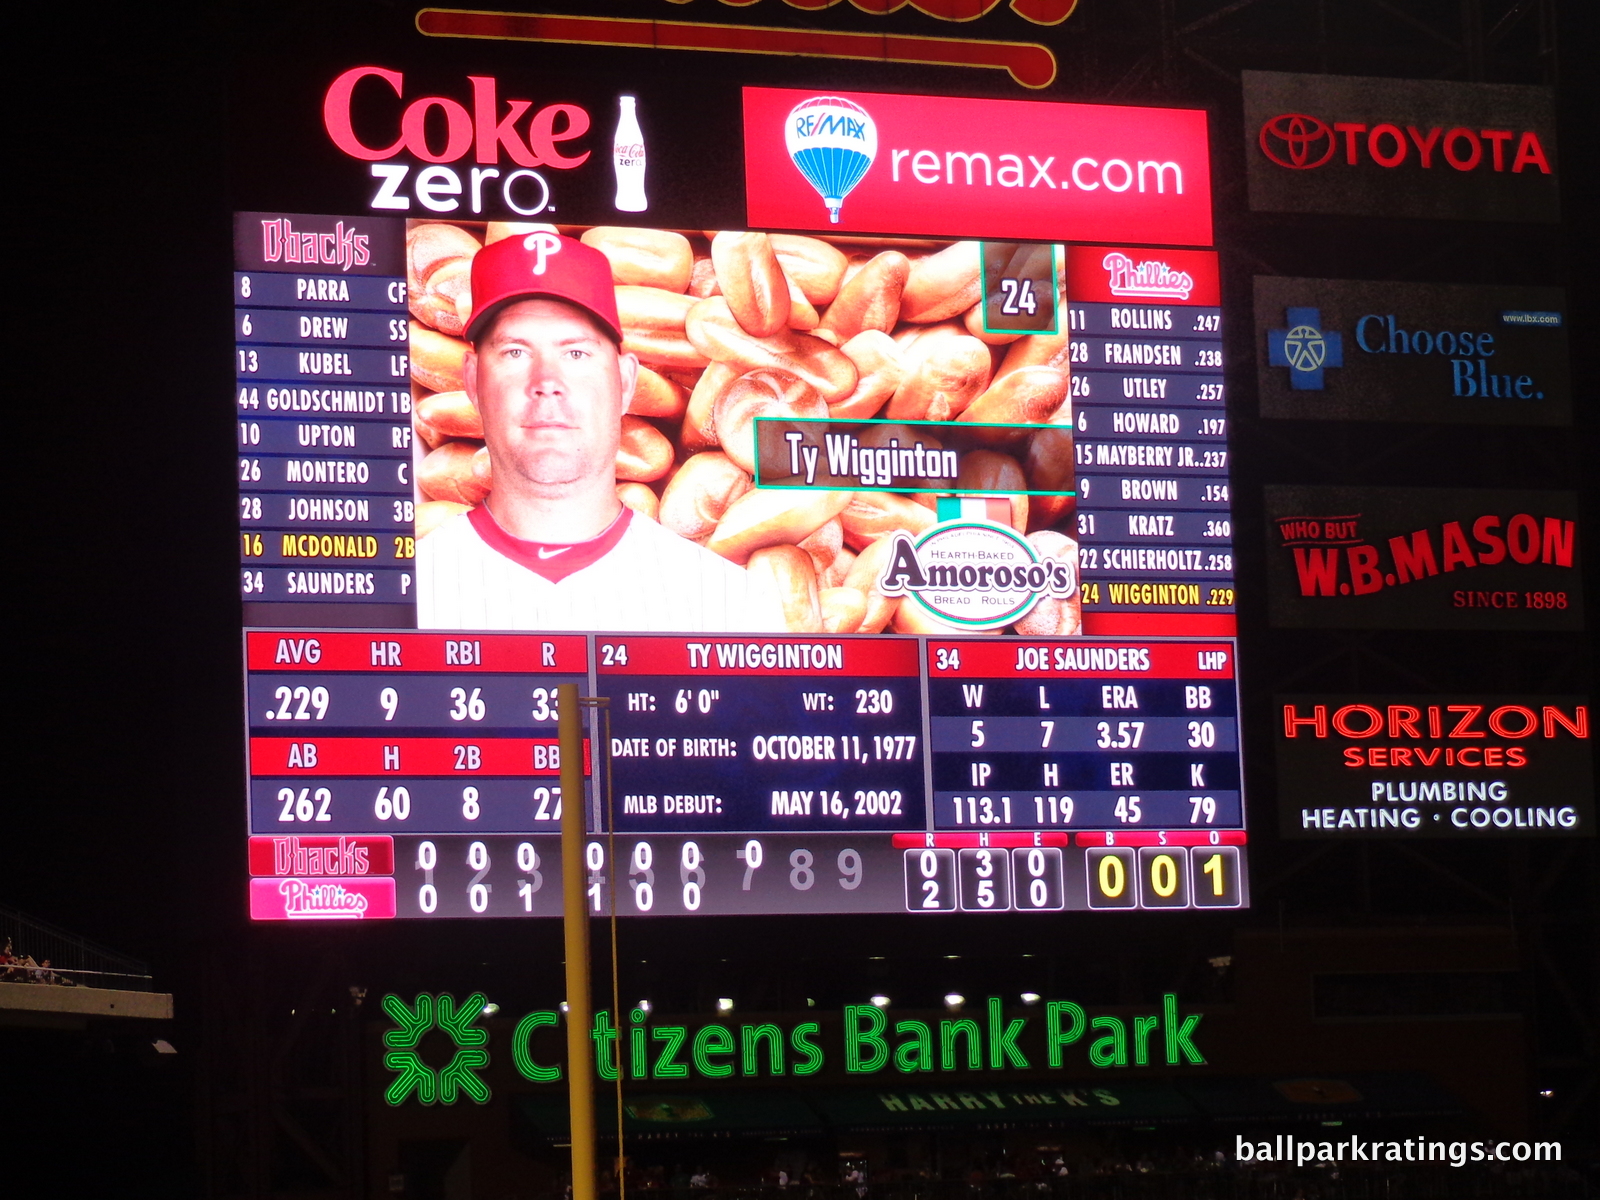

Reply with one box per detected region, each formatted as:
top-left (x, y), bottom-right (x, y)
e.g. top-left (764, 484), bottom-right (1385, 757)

top-left (379, 993), bottom-right (1206, 1105)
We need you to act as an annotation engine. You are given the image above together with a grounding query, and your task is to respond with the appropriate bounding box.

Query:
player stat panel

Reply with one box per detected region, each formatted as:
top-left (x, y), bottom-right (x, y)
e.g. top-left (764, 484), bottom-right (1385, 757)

top-left (245, 631), bottom-right (1247, 920)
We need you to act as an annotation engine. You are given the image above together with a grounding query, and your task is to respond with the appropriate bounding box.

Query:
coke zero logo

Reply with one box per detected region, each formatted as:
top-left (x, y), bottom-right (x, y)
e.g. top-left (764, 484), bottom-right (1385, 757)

top-left (323, 66), bottom-right (592, 217)
top-left (1259, 113), bottom-right (1335, 170)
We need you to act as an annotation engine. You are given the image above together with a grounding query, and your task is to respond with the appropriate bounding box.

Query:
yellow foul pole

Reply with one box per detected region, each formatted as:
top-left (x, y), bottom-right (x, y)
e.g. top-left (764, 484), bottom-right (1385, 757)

top-left (557, 683), bottom-right (596, 1200)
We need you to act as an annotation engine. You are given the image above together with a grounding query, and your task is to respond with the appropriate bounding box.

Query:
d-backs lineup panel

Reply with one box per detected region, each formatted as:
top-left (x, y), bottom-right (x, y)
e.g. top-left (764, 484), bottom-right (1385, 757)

top-left (234, 55), bottom-right (1248, 921)
top-left (244, 632), bottom-right (1247, 919)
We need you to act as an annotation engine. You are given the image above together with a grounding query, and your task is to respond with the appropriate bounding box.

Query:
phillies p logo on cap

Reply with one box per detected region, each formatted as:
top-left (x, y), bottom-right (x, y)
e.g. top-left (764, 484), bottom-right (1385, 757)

top-left (525, 231), bottom-right (562, 276)
top-left (464, 231), bottom-right (622, 343)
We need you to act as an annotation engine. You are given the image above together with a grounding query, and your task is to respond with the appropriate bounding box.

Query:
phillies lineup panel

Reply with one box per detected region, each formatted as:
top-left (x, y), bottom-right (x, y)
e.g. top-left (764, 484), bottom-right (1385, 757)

top-left (245, 631), bottom-right (1246, 918)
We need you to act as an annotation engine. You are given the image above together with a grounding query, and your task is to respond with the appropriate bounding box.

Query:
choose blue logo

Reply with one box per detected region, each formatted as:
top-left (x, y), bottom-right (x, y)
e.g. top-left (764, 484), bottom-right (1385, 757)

top-left (1267, 307), bottom-right (1343, 390)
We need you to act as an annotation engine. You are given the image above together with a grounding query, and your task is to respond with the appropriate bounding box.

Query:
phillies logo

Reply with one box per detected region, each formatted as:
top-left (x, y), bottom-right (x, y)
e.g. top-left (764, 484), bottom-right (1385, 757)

top-left (1259, 113), bottom-right (1336, 169)
top-left (1102, 252), bottom-right (1194, 301)
top-left (1257, 112), bottom-right (1552, 175)
top-left (525, 231), bottom-right (562, 275)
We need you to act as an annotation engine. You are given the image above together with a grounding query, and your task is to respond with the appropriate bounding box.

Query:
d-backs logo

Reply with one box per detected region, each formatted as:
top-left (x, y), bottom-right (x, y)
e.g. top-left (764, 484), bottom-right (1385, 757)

top-left (381, 993), bottom-right (492, 1106)
top-left (1258, 112), bottom-right (1552, 176)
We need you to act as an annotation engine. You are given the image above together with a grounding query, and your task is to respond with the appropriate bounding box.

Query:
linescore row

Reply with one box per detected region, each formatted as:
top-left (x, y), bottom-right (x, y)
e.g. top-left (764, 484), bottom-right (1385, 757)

top-left (247, 831), bottom-right (1247, 919)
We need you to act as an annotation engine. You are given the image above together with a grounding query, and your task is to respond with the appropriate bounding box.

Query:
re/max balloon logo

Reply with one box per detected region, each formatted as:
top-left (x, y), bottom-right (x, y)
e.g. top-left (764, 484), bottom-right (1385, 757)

top-left (786, 97), bottom-right (878, 224)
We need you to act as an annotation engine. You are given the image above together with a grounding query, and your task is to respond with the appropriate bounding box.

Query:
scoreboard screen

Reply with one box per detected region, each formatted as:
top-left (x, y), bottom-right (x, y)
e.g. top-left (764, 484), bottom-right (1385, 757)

top-left (232, 41), bottom-right (1249, 920)
top-left (246, 631), bottom-right (1244, 918)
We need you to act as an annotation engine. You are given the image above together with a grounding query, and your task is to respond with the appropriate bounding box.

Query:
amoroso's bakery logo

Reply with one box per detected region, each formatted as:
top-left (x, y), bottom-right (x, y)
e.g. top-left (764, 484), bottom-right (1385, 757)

top-left (1258, 111), bottom-right (1551, 176)
top-left (879, 521), bottom-right (1076, 630)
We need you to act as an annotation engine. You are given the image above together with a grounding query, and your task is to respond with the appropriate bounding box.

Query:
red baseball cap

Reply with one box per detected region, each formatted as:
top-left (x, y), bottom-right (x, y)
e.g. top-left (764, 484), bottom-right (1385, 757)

top-left (464, 232), bottom-right (622, 344)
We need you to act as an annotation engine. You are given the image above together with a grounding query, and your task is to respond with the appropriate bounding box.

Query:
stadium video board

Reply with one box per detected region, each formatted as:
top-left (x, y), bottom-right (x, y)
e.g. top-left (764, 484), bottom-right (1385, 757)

top-left (233, 30), bottom-right (1247, 920)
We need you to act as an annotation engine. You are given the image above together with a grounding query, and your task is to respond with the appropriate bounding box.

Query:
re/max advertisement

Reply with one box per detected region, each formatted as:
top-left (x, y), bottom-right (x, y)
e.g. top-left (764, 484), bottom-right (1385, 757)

top-left (1264, 486), bottom-right (1583, 631)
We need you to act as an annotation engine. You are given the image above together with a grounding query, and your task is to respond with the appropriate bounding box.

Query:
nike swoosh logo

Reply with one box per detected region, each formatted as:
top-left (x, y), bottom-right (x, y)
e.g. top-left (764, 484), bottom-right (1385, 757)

top-left (536, 546), bottom-right (571, 560)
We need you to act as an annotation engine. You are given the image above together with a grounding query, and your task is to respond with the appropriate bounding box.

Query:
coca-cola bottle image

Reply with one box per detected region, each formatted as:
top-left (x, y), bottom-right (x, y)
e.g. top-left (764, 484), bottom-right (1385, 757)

top-left (613, 96), bottom-right (647, 212)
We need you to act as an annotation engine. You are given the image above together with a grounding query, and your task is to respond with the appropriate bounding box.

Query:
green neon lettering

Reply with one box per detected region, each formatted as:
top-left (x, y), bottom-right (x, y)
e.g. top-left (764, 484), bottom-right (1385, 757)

top-left (693, 1024), bottom-right (735, 1078)
top-left (939, 1019), bottom-right (982, 1070)
top-left (651, 1026), bottom-right (689, 1079)
top-left (986, 997), bottom-right (1030, 1069)
top-left (893, 1020), bottom-right (932, 1073)
top-left (741, 1023), bottom-right (786, 1077)
top-left (1088, 1016), bottom-right (1127, 1068)
top-left (511, 1011), bottom-right (562, 1082)
top-left (1046, 1001), bottom-right (1086, 1067)
top-left (1163, 993), bottom-right (1205, 1064)
top-left (629, 1007), bottom-right (649, 1080)
top-left (1131, 1014), bottom-right (1159, 1066)
top-left (591, 1010), bottom-right (620, 1082)
top-left (844, 1005), bottom-right (890, 1074)
top-left (790, 1022), bottom-right (825, 1076)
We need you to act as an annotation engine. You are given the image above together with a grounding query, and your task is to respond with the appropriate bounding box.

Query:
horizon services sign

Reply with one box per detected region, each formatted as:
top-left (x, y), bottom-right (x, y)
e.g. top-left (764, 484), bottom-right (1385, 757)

top-left (1277, 694), bottom-right (1593, 839)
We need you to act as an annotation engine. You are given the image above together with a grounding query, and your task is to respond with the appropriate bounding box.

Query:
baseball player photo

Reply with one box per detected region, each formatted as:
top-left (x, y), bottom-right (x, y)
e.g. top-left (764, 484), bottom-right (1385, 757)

top-left (415, 232), bottom-right (787, 632)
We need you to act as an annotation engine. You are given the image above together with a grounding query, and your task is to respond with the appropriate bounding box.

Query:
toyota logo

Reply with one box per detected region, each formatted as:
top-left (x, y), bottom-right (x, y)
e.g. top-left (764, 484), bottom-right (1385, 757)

top-left (1259, 112), bottom-right (1335, 170)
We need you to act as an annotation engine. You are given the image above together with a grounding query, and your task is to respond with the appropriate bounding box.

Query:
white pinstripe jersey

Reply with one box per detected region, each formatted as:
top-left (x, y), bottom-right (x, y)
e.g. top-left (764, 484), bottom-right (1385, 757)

top-left (416, 505), bottom-right (786, 633)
